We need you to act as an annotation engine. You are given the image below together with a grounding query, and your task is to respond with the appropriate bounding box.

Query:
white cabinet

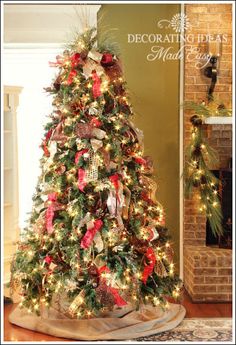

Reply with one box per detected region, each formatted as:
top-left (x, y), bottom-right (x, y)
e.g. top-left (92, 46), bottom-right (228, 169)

top-left (4, 86), bottom-right (22, 293)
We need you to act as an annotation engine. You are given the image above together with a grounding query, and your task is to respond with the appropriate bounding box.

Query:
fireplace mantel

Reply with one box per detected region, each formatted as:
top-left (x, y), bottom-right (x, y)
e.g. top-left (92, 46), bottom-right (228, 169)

top-left (205, 117), bottom-right (232, 125)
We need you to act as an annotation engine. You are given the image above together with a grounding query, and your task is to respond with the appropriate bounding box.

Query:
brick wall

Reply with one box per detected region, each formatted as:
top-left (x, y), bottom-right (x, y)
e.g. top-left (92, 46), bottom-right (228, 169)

top-left (205, 124), bottom-right (232, 170)
top-left (184, 4), bottom-right (232, 106)
top-left (184, 246), bottom-right (232, 302)
top-left (183, 4), bottom-right (232, 302)
top-left (184, 4), bottom-right (232, 246)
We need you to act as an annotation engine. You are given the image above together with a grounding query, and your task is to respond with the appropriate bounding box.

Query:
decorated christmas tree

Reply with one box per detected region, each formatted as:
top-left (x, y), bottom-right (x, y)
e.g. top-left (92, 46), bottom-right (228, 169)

top-left (11, 28), bottom-right (182, 321)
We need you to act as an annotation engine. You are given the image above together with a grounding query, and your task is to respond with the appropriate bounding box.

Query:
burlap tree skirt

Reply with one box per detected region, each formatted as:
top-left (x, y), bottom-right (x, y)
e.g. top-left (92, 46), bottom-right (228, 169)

top-left (9, 303), bottom-right (186, 340)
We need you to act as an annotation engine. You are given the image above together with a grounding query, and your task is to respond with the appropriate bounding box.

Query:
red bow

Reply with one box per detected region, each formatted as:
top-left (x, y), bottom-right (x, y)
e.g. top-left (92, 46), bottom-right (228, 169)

top-left (92, 70), bottom-right (101, 98)
top-left (80, 219), bottom-right (103, 249)
top-left (142, 248), bottom-right (156, 284)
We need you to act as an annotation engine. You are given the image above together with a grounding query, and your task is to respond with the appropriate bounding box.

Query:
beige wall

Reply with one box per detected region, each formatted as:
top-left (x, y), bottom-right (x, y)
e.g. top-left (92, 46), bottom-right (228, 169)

top-left (98, 4), bottom-right (180, 266)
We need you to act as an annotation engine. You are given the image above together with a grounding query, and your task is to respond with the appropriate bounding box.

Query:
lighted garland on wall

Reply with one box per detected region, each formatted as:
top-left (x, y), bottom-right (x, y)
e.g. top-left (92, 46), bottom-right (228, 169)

top-left (183, 101), bottom-right (232, 237)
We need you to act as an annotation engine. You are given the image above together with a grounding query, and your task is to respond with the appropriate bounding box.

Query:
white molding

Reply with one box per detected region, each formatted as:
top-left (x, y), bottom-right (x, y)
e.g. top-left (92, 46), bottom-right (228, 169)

top-left (205, 117), bottom-right (233, 125)
top-left (4, 4), bottom-right (101, 43)
top-left (3, 43), bottom-right (63, 57)
top-left (4, 43), bottom-right (64, 50)
top-left (4, 4), bottom-right (101, 15)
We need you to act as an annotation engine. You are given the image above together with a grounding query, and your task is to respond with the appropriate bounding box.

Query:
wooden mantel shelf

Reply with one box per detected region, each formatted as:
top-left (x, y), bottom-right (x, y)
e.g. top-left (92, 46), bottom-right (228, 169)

top-left (205, 117), bottom-right (232, 125)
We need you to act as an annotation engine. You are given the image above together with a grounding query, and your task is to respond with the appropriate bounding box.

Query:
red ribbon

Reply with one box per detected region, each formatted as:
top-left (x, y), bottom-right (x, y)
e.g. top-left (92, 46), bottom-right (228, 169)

top-left (134, 157), bottom-right (146, 165)
top-left (109, 174), bottom-right (120, 203)
top-left (45, 129), bottom-right (53, 141)
top-left (109, 287), bottom-right (127, 307)
top-left (98, 265), bottom-right (110, 276)
top-left (147, 228), bottom-right (155, 241)
top-left (80, 219), bottom-right (103, 249)
top-left (44, 255), bottom-right (53, 264)
top-left (141, 191), bottom-right (153, 204)
top-left (91, 70), bottom-right (101, 98)
top-left (42, 129), bottom-right (53, 157)
top-left (78, 168), bottom-right (87, 192)
top-left (98, 266), bottom-right (127, 307)
top-left (90, 117), bottom-right (102, 128)
top-left (142, 248), bottom-right (156, 284)
top-left (43, 143), bottom-right (50, 157)
top-left (45, 193), bottom-right (57, 234)
top-left (49, 53), bottom-right (81, 68)
top-left (75, 149), bottom-right (89, 165)
top-left (49, 55), bottom-right (64, 67)
top-left (70, 53), bottom-right (80, 68)
top-left (67, 70), bottom-right (77, 85)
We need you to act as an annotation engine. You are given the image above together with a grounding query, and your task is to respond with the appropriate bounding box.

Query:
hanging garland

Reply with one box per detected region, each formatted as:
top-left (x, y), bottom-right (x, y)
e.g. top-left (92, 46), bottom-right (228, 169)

top-left (183, 101), bottom-right (232, 237)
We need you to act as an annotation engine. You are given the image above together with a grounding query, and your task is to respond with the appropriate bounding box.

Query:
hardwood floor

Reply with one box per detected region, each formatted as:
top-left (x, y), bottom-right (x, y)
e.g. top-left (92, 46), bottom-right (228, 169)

top-left (181, 290), bottom-right (232, 318)
top-left (4, 291), bottom-right (232, 342)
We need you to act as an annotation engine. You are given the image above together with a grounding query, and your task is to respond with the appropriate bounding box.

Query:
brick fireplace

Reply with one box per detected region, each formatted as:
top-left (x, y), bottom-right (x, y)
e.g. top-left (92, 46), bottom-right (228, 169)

top-left (184, 246), bottom-right (232, 302)
top-left (183, 123), bottom-right (232, 302)
top-left (183, 4), bottom-right (232, 302)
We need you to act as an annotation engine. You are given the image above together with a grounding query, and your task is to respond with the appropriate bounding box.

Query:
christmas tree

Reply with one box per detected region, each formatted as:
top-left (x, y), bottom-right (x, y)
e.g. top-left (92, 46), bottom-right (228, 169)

top-left (11, 28), bottom-right (182, 319)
